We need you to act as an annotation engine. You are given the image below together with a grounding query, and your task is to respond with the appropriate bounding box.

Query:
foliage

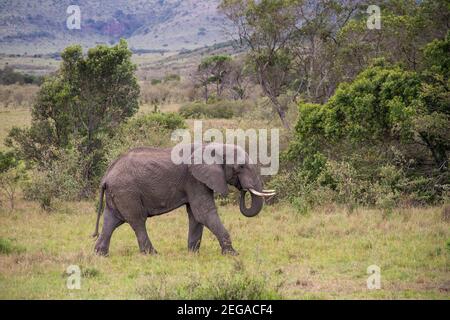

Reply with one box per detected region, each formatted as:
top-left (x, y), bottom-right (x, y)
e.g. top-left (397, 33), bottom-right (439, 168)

top-left (179, 100), bottom-right (248, 119)
top-left (220, 0), bottom-right (449, 129)
top-left (22, 149), bottom-right (83, 210)
top-left (0, 66), bottom-right (43, 86)
top-left (192, 55), bottom-right (232, 102)
top-left (104, 112), bottom-right (186, 166)
top-left (6, 39), bottom-right (140, 196)
top-left (220, 0), bottom-right (300, 129)
top-left (0, 151), bottom-right (27, 210)
top-left (284, 51), bottom-right (449, 207)
top-left (137, 267), bottom-right (281, 300)
top-left (0, 238), bottom-right (25, 255)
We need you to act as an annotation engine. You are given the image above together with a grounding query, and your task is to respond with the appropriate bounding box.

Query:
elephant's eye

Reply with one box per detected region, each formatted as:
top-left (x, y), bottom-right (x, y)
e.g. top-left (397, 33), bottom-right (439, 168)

top-left (239, 164), bottom-right (245, 169)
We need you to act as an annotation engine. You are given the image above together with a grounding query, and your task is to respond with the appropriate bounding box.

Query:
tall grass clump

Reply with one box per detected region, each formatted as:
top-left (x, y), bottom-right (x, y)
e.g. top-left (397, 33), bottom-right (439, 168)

top-left (137, 269), bottom-right (281, 300)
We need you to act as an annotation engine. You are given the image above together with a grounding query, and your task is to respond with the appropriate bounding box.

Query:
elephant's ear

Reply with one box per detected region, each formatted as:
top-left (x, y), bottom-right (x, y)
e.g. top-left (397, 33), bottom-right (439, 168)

top-left (189, 163), bottom-right (228, 196)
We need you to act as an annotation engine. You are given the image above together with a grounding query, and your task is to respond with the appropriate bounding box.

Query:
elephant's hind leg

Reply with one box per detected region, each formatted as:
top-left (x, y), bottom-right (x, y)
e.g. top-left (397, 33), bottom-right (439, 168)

top-left (130, 220), bottom-right (157, 255)
top-left (187, 204), bottom-right (204, 252)
top-left (94, 207), bottom-right (124, 256)
top-left (112, 194), bottom-right (157, 255)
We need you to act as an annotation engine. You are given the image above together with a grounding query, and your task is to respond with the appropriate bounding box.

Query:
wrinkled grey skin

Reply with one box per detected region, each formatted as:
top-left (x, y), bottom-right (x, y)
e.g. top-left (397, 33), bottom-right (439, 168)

top-left (93, 143), bottom-right (266, 256)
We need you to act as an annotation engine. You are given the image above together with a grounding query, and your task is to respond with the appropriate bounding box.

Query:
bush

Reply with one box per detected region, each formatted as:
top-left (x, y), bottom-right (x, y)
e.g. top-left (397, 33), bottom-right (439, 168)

top-left (0, 238), bottom-right (25, 255)
top-left (20, 112), bottom-right (186, 209)
top-left (137, 270), bottom-right (281, 300)
top-left (130, 112), bottom-right (186, 131)
top-left (105, 112), bottom-right (186, 165)
top-left (7, 40), bottom-right (140, 198)
top-left (268, 158), bottom-right (414, 213)
top-left (23, 149), bottom-right (82, 210)
top-left (0, 151), bottom-right (27, 210)
top-left (179, 100), bottom-right (248, 119)
top-left (0, 66), bottom-right (43, 86)
top-left (284, 59), bottom-right (450, 207)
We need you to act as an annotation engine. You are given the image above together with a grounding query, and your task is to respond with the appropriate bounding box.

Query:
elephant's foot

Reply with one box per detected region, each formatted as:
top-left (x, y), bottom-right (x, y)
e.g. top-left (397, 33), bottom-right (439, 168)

top-left (188, 242), bottom-right (201, 253)
top-left (94, 246), bottom-right (109, 257)
top-left (141, 247), bottom-right (158, 255)
top-left (188, 248), bottom-right (200, 254)
top-left (222, 247), bottom-right (239, 256)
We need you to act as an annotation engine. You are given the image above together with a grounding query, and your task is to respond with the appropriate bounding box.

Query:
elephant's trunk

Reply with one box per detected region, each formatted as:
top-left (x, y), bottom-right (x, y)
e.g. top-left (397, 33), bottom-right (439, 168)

top-left (239, 190), bottom-right (264, 217)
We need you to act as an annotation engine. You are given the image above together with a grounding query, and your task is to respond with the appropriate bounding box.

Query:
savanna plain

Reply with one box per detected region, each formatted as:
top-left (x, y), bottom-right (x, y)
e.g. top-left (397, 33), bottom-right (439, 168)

top-left (0, 199), bottom-right (449, 299)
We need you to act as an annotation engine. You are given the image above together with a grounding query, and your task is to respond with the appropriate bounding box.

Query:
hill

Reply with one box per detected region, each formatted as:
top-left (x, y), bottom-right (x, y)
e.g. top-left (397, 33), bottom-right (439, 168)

top-left (0, 0), bottom-right (229, 54)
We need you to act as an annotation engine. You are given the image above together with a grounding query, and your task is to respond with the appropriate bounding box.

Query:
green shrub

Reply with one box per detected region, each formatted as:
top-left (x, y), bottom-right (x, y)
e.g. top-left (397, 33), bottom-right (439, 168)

top-left (179, 100), bottom-right (248, 119)
top-left (268, 158), bottom-right (412, 213)
top-left (23, 149), bottom-right (83, 210)
top-left (0, 152), bottom-right (27, 210)
top-left (105, 112), bottom-right (186, 165)
top-left (137, 270), bottom-right (281, 300)
top-left (284, 58), bottom-right (450, 207)
top-left (188, 273), bottom-right (281, 300)
top-left (163, 74), bottom-right (181, 82)
top-left (130, 112), bottom-right (186, 131)
top-left (0, 238), bottom-right (25, 255)
top-left (82, 267), bottom-right (101, 278)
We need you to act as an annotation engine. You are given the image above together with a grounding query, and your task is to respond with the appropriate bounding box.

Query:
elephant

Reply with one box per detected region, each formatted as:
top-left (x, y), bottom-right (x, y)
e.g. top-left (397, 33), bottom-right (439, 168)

top-left (92, 143), bottom-right (275, 256)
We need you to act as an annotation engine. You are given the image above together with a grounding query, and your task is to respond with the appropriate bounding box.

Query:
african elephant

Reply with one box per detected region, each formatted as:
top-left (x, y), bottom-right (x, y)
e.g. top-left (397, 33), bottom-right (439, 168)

top-left (92, 143), bottom-right (275, 256)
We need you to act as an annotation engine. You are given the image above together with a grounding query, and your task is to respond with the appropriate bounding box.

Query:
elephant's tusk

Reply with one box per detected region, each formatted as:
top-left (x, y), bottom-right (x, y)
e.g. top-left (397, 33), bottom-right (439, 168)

top-left (263, 189), bottom-right (275, 193)
top-left (249, 188), bottom-right (276, 197)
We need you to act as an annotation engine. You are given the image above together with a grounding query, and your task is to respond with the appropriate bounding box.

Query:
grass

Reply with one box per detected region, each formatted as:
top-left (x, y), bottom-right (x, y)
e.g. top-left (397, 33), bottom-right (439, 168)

top-left (0, 199), bottom-right (448, 300)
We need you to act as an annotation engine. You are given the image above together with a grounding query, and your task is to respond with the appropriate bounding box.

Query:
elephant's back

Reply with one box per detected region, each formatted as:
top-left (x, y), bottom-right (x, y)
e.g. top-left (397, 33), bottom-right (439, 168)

top-left (102, 147), bottom-right (184, 189)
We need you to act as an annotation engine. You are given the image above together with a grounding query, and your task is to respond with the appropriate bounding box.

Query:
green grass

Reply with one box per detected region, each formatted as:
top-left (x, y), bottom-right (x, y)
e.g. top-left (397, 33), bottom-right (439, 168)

top-left (0, 200), bottom-right (448, 299)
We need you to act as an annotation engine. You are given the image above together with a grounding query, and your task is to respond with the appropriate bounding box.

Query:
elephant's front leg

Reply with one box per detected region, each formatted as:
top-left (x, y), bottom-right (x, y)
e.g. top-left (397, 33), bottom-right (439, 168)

top-left (203, 211), bottom-right (238, 256)
top-left (187, 204), bottom-right (204, 252)
top-left (188, 193), bottom-right (238, 256)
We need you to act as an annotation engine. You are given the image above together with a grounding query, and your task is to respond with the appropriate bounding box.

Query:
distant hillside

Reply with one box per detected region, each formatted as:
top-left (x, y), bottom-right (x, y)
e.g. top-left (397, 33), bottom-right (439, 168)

top-left (0, 0), bottom-right (229, 54)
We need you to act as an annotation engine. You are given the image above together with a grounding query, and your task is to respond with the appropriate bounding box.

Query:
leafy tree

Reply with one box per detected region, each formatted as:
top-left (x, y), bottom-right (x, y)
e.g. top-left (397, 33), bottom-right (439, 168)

top-left (226, 57), bottom-right (252, 100)
top-left (199, 55), bottom-right (232, 98)
top-left (288, 55), bottom-right (449, 203)
top-left (416, 31), bottom-right (450, 170)
top-left (0, 151), bottom-right (26, 210)
top-left (220, 0), bottom-right (360, 128)
top-left (220, 0), bottom-right (299, 129)
top-left (192, 55), bottom-right (232, 102)
top-left (7, 39), bottom-right (140, 196)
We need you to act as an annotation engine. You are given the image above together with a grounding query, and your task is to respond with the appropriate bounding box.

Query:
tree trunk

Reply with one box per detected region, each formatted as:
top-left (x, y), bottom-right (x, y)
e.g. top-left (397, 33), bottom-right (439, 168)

top-left (204, 84), bottom-right (208, 103)
top-left (268, 94), bottom-right (291, 130)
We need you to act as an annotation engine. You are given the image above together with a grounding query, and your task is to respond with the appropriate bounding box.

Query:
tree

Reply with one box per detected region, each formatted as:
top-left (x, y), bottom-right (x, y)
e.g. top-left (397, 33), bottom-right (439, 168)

top-left (220, 0), bottom-right (359, 128)
top-left (0, 151), bottom-right (26, 210)
top-left (7, 39), bottom-right (140, 196)
top-left (192, 55), bottom-right (232, 102)
top-left (201, 55), bottom-right (232, 98)
top-left (288, 57), bottom-right (449, 203)
top-left (226, 57), bottom-right (252, 100)
top-left (416, 32), bottom-right (450, 170)
top-left (221, 0), bottom-right (449, 127)
top-left (220, 0), bottom-right (299, 129)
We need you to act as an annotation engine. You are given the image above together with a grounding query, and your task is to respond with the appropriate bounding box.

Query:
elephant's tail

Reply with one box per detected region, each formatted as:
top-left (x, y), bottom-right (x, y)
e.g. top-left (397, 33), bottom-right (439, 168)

top-left (92, 183), bottom-right (106, 238)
